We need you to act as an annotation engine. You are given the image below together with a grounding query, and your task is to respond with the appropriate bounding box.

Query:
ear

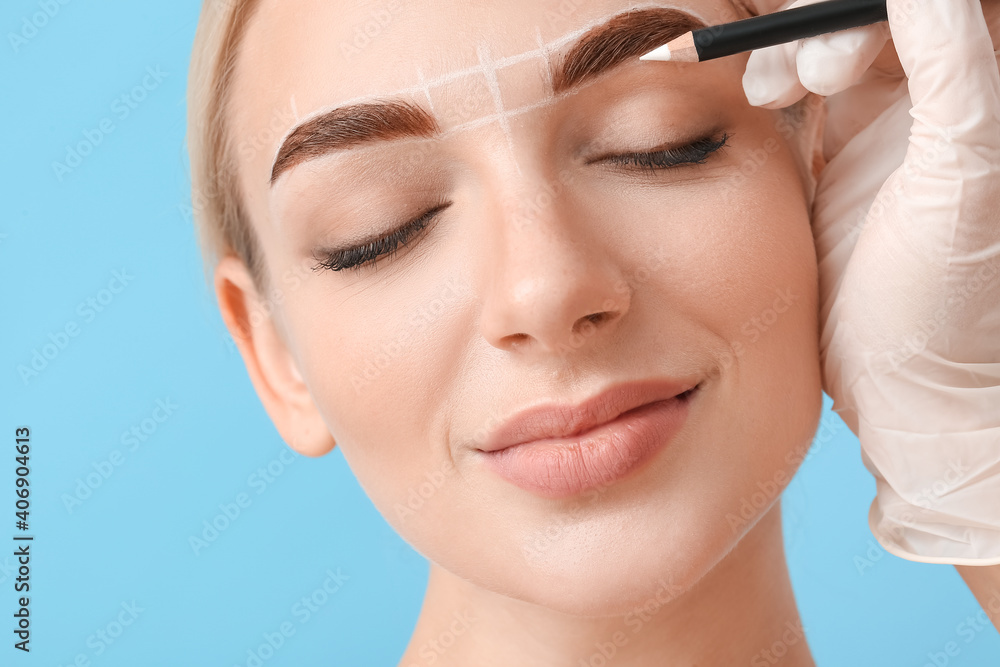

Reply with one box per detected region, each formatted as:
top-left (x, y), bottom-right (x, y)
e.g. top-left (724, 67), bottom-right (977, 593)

top-left (214, 255), bottom-right (336, 458)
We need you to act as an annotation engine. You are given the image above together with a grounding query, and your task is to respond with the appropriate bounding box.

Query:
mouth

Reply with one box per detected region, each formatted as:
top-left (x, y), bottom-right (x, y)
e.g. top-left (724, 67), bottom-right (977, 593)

top-left (476, 379), bottom-right (701, 498)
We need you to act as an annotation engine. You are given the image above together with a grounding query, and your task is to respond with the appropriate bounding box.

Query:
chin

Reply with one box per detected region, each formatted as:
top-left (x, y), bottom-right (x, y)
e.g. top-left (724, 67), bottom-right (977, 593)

top-left (507, 548), bottom-right (721, 618)
top-left (464, 499), bottom-right (744, 618)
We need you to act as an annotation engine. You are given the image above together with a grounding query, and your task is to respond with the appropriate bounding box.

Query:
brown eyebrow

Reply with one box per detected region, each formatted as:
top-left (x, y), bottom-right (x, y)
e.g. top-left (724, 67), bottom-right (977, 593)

top-left (269, 100), bottom-right (438, 184)
top-left (551, 8), bottom-right (705, 93)
top-left (269, 7), bottom-right (706, 185)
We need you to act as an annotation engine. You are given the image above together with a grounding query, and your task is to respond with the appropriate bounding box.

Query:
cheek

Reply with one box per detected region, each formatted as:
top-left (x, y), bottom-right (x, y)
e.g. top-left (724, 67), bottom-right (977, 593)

top-left (701, 145), bottom-right (819, 392)
top-left (615, 137), bottom-right (822, 541)
top-left (286, 273), bottom-right (471, 506)
top-left (572, 121), bottom-right (817, 365)
top-left (685, 146), bottom-right (823, 534)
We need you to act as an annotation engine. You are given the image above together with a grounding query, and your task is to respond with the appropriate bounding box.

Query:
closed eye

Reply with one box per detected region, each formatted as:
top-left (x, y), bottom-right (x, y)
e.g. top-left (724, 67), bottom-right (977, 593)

top-left (311, 201), bottom-right (451, 274)
top-left (310, 134), bottom-right (728, 275)
top-left (594, 132), bottom-right (729, 174)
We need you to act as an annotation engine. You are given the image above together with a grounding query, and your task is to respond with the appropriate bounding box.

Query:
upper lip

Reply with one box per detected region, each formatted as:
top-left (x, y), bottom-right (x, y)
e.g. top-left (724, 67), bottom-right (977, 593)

top-left (477, 377), bottom-right (700, 453)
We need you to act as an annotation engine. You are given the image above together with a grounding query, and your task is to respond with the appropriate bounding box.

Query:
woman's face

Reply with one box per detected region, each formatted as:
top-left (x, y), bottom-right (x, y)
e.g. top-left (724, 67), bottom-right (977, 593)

top-left (226, 0), bottom-right (823, 615)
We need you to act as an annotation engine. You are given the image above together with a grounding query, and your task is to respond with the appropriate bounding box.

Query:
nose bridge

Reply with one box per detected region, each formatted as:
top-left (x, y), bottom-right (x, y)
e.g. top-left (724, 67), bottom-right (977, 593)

top-left (477, 154), bottom-right (631, 356)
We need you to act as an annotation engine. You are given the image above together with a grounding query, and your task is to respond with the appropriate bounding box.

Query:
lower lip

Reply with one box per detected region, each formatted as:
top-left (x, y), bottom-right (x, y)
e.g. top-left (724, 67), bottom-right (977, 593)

top-left (479, 389), bottom-right (696, 499)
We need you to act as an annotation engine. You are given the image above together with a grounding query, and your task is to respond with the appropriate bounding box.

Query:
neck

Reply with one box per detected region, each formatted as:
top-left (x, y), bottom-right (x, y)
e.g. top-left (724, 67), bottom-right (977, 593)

top-left (399, 501), bottom-right (814, 667)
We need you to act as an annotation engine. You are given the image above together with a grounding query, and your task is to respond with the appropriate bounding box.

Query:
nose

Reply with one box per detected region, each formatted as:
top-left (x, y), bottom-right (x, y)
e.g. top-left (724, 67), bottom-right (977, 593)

top-left (478, 177), bottom-right (632, 357)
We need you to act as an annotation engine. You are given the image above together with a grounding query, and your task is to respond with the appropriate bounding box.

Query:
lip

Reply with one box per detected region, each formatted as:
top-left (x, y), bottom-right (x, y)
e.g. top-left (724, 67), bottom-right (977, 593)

top-left (476, 378), bottom-right (700, 498)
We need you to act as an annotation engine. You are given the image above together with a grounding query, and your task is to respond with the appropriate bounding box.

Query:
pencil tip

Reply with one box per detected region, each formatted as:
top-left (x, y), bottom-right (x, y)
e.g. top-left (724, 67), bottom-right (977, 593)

top-left (639, 43), bottom-right (672, 62)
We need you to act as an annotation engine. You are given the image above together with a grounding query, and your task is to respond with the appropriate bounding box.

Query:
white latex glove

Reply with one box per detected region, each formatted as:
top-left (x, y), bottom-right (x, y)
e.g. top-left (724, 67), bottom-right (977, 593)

top-left (743, 0), bottom-right (1000, 565)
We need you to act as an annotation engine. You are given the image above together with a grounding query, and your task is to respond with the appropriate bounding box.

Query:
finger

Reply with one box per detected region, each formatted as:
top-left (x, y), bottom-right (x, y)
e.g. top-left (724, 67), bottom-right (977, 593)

top-left (743, 40), bottom-right (809, 107)
top-left (869, 0), bottom-right (1000, 341)
top-left (839, 0), bottom-right (1000, 357)
top-left (887, 0), bottom-right (1000, 143)
top-left (795, 23), bottom-right (889, 96)
top-left (742, 0), bottom-right (813, 107)
top-left (881, 0), bottom-right (1000, 266)
top-left (742, 0), bottom-right (790, 14)
top-left (742, 0), bottom-right (883, 107)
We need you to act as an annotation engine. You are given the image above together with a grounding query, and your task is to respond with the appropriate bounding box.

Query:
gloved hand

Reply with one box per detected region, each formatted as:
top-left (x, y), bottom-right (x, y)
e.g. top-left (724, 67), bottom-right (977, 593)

top-left (742, 0), bottom-right (1000, 565)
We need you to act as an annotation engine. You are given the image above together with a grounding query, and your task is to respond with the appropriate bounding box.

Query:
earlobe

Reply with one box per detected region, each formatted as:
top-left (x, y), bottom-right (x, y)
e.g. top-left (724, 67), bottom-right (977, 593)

top-left (214, 255), bottom-right (337, 458)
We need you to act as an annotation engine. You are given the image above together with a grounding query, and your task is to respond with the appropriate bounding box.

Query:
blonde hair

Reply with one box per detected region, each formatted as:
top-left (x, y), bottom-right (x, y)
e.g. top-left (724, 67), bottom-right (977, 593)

top-left (187, 0), bottom-right (266, 291)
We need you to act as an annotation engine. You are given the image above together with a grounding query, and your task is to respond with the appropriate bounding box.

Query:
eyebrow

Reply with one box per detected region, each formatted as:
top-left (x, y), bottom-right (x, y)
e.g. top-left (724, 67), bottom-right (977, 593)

top-left (269, 7), bottom-right (706, 185)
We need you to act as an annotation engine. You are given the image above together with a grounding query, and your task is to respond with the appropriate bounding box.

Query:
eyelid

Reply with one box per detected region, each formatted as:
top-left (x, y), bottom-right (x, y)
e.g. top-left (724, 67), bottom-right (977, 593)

top-left (590, 131), bottom-right (730, 172)
top-left (310, 133), bottom-right (728, 275)
top-left (311, 200), bottom-right (451, 273)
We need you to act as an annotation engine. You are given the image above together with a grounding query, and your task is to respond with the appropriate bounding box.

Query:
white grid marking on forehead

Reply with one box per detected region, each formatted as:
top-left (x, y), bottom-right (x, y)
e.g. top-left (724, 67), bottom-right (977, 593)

top-left (477, 42), bottom-right (522, 175)
top-left (416, 66), bottom-right (437, 115)
top-left (266, 3), bottom-right (706, 173)
top-left (535, 26), bottom-right (556, 98)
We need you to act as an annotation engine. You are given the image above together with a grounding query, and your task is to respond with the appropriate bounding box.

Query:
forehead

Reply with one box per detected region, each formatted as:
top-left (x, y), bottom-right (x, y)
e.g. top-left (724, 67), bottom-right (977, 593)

top-left (230, 0), bottom-right (744, 191)
top-left (237, 1), bottom-right (741, 90)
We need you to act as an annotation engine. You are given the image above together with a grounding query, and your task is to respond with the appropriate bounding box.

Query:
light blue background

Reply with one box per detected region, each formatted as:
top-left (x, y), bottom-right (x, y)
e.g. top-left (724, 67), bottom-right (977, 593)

top-left (2, 1), bottom-right (997, 665)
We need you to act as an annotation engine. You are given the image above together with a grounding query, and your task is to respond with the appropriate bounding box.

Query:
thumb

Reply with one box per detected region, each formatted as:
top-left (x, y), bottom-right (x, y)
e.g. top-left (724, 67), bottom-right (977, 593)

top-left (833, 0), bottom-right (1000, 364)
top-left (887, 0), bottom-right (1000, 151)
top-left (880, 0), bottom-right (1000, 270)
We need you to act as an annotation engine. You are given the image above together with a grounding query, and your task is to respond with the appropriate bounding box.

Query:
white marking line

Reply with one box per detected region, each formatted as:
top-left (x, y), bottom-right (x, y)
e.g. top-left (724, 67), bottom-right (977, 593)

top-left (268, 58), bottom-right (593, 169)
top-left (267, 3), bottom-right (705, 166)
top-left (416, 66), bottom-right (436, 115)
top-left (267, 72), bottom-right (604, 174)
top-left (268, 25), bottom-right (589, 165)
top-left (535, 26), bottom-right (555, 100)
top-left (477, 43), bottom-right (520, 174)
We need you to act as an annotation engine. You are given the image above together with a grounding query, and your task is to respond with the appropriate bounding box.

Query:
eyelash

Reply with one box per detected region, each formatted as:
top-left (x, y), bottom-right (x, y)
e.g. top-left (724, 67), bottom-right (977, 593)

top-left (598, 132), bottom-right (730, 174)
top-left (311, 201), bottom-right (451, 274)
top-left (312, 133), bottom-right (730, 274)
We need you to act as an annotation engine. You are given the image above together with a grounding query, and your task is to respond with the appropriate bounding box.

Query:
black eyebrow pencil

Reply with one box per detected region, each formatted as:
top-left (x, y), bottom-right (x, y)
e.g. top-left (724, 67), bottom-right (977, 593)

top-left (639, 0), bottom-right (889, 63)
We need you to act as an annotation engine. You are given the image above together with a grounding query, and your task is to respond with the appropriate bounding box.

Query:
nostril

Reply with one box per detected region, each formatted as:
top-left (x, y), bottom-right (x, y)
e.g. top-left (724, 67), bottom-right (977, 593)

top-left (579, 310), bottom-right (616, 330)
top-left (506, 332), bottom-right (530, 347)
